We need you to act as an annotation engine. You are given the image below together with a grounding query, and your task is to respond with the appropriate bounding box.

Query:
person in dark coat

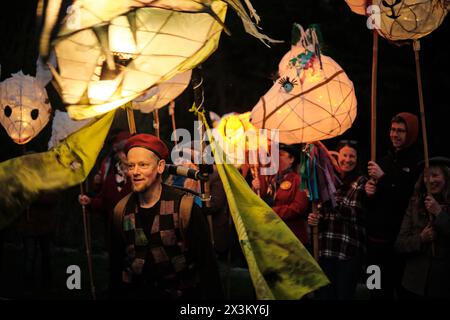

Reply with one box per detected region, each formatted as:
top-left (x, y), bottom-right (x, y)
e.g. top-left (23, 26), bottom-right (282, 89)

top-left (366, 112), bottom-right (422, 299)
top-left (395, 157), bottom-right (450, 299)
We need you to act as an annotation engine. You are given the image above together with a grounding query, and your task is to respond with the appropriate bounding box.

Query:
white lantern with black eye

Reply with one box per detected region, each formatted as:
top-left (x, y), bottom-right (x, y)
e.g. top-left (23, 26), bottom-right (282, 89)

top-left (251, 24), bottom-right (357, 144)
top-left (0, 65), bottom-right (52, 144)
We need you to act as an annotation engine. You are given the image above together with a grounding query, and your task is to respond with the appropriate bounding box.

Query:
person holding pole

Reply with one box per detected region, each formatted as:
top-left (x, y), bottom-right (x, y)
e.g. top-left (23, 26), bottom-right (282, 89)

top-left (366, 112), bottom-right (421, 300)
top-left (112, 133), bottom-right (222, 299)
top-left (252, 143), bottom-right (309, 245)
top-left (395, 157), bottom-right (450, 299)
top-left (308, 140), bottom-right (376, 300)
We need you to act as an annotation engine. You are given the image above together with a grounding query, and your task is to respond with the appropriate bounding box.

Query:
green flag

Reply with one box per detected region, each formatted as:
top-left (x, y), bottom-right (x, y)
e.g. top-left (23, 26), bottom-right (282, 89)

top-left (0, 111), bottom-right (116, 229)
top-left (201, 113), bottom-right (329, 300)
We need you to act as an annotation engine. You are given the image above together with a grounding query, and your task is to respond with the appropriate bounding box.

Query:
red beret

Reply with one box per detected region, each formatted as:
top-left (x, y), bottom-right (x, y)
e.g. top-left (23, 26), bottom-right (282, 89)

top-left (124, 134), bottom-right (169, 160)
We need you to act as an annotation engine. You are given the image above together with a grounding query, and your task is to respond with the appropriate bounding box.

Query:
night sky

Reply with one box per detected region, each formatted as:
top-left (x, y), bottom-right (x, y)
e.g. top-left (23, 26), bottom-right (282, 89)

top-left (1, 0), bottom-right (449, 164)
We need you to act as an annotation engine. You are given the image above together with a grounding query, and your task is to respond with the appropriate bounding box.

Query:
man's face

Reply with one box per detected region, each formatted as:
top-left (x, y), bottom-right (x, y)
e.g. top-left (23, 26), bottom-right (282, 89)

top-left (338, 145), bottom-right (357, 173)
top-left (127, 147), bottom-right (165, 193)
top-left (390, 122), bottom-right (407, 150)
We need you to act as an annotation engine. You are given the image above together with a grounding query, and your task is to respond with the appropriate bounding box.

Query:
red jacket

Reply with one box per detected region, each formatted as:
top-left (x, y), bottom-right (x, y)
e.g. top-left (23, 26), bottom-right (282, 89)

top-left (260, 171), bottom-right (309, 244)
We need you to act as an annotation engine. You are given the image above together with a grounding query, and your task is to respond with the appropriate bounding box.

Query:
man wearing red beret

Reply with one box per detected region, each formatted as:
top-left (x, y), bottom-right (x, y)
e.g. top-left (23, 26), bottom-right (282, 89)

top-left (112, 133), bottom-right (223, 299)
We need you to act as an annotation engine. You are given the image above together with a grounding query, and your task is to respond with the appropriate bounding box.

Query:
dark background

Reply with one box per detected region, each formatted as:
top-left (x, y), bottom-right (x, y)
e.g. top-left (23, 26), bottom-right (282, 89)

top-left (1, 0), bottom-right (449, 162)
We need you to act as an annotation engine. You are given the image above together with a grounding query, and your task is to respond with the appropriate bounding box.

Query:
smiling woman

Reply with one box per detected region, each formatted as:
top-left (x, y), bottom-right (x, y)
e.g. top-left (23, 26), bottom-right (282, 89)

top-left (395, 157), bottom-right (450, 299)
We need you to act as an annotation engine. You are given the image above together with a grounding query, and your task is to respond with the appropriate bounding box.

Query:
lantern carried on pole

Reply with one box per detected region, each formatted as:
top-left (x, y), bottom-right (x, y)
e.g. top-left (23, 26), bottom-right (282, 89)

top-left (251, 24), bottom-right (357, 260)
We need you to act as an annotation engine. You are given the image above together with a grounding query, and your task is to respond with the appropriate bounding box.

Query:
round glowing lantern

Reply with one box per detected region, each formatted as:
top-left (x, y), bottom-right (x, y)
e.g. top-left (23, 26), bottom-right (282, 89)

top-left (373, 0), bottom-right (448, 41)
top-left (345, 0), bottom-right (369, 15)
top-left (251, 24), bottom-right (357, 144)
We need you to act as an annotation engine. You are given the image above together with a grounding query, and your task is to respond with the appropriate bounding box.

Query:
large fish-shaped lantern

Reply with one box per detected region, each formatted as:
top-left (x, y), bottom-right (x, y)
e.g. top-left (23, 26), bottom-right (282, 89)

top-left (43, 0), bottom-right (279, 120)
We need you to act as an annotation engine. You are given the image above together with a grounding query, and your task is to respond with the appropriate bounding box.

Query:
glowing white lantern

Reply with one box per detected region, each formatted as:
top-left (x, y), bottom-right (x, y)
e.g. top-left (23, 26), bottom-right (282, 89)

top-left (131, 70), bottom-right (192, 113)
top-left (251, 24), bottom-right (357, 144)
top-left (48, 0), bottom-right (228, 120)
top-left (0, 62), bottom-right (52, 144)
top-left (373, 0), bottom-right (448, 41)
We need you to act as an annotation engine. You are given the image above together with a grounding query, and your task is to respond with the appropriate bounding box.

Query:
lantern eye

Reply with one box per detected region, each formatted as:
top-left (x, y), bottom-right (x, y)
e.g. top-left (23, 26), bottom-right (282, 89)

top-left (31, 109), bottom-right (39, 120)
top-left (4, 105), bottom-right (12, 117)
top-left (278, 77), bottom-right (297, 93)
top-left (44, 98), bottom-right (50, 104)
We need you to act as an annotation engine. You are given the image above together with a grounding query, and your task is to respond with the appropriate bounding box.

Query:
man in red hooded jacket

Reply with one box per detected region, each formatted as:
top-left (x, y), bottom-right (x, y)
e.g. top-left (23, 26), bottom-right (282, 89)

top-left (366, 112), bottom-right (421, 300)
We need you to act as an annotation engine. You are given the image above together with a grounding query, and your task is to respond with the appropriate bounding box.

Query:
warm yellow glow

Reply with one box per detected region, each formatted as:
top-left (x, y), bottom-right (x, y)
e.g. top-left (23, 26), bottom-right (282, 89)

top-left (87, 76), bottom-right (122, 104)
top-left (109, 15), bottom-right (137, 56)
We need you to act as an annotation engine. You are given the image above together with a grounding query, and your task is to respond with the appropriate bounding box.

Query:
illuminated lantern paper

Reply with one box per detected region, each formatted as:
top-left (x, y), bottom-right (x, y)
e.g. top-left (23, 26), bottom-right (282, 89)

top-left (0, 60), bottom-right (52, 144)
top-left (215, 112), bottom-right (267, 166)
top-left (373, 0), bottom-right (448, 41)
top-left (251, 25), bottom-right (357, 144)
top-left (131, 70), bottom-right (192, 113)
top-left (345, 0), bottom-right (369, 15)
top-left (48, 110), bottom-right (91, 149)
top-left (45, 0), bottom-right (278, 120)
top-left (48, 0), bottom-right (228, 120)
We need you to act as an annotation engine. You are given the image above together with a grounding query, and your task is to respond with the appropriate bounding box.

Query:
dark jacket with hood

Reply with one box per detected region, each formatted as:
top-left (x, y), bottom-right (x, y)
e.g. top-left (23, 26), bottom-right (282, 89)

top-left (366, 113), bottom-right (422, 243)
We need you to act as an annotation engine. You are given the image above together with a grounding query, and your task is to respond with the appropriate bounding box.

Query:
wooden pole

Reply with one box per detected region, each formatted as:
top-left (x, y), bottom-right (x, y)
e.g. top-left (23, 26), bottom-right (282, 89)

top-left (79, 183), bottom-right (96, 300)
top-left (153, 109), bottom-right (160, 139)
top-left (371, 30), bottom-right (379, 162)
top-left (191, 67), bottom-right (214, 245)
top-left (312, 202), bottom-right (320, 261)
top-left (126, 103), bottom-right (137, 135)
top-left (169, 101), bottom-right (178, 145)
top-left (413, 40), bottom-right (434, 256)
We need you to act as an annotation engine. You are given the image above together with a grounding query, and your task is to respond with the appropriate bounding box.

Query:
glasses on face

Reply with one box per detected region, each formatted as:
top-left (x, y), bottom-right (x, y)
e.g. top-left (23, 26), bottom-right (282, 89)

top-left (390, 127), bottom-right (406, 134)
top-left (127, 162), bottom-right (153, 171)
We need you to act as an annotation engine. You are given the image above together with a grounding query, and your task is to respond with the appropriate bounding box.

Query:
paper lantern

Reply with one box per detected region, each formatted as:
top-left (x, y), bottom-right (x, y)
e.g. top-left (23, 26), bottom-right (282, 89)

top-left (131, 70), bottom-right (192, 113)
top-left (345, 0), bottom-right (369, 15)
top-left (48, 0), bottom-right (228, 120)
top-left (215, 112), bottom-right (268, 166)
top-left (373, 0), bottom-right (448, 41)
top-left (48, 110), bottom-right (91, 149)
top-left (0, 68), bottom-right (52, 144)
top-left (251, 24), bottom-right (357, 144)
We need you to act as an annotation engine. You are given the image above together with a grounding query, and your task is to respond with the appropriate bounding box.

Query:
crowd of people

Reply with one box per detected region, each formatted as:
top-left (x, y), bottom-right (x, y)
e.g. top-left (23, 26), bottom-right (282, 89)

top-left (3, 111), bottom-right (448, 300)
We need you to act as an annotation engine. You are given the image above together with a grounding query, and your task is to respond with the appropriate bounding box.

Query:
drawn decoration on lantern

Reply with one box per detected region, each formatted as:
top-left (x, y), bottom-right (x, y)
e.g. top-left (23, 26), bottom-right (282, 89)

top-left (131, 70), bottom-right (192, 114)
top-left (373, 0), bottom-right (448, 41)
top-left (0, 59), bottom-right (53, 144)
top-left (345, 0), bottom-right (369, 15)
top-left (250, 24), bottom-right (357, 144)
top-left (44, 0), bottom-right (280, 120)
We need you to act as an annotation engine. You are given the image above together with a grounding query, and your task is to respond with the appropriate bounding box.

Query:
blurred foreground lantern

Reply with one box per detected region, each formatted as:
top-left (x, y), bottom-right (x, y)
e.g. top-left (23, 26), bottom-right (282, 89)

top-left (131, 70), bottom-right (192, 114)
top-left (345, 0), bottom-right (369, 15)
top-left (48, 0), bottom-right (228, 120)
top-left (251, 24), bottom-right (357, 144)
top-left (373, 0), bottom-right (448, 41)
top-left (0, 60), bottom-right (52, 144)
